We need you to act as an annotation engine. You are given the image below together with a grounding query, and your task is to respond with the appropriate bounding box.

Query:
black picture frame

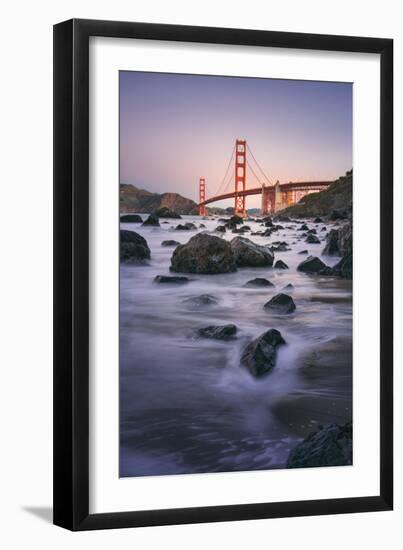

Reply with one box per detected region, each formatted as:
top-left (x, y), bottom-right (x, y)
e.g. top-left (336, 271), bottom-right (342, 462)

top-left (53, 18), bottom-right (393, 531)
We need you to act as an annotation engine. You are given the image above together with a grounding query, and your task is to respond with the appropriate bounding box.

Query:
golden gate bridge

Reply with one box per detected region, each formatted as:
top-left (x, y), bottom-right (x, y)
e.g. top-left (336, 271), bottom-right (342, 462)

top-left (198, 139), bottom-right (333, 217)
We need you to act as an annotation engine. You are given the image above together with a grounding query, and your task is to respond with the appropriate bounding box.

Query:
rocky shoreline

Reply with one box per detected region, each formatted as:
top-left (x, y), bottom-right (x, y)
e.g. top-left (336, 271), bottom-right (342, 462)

top-left (120, 208), bottom-right (352, 471)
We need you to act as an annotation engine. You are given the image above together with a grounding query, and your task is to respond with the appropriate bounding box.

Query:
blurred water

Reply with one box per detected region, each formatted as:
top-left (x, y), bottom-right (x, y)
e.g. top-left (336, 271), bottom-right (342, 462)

top-left (120, 214), bottom-right (352, 477)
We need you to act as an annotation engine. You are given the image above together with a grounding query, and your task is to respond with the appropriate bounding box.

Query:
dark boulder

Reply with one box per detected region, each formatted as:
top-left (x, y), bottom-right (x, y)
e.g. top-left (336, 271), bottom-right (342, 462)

top-left (154, 206), bottom-right (181, 219)
top-left (276, 215), bottom-right (291, 222)
top-left (153, 275), bottom-right (191, 284)
top-left (264, 293), bottom-right (296, 314)
top-left (229, 215), bottom-right (243, 225)
top-left (231, 237), bottom-right (274, 267)
top-left (244, 278), bottom-right (275, 288)
top-left (262, 216), bottom-right (273, 225)
top-left (120, 214), bottom-right (143, 223)
top-left (161, 240), bottom-right (180, 247)
top-left (322, 228), bottom-right (340, 255)
top-left (170, 233), bottom-right (237, 274)
top-left (298, 249), bottom-right (309, 254)
top-left (297, 256), bottom-right (327, 274)
top-left (274, 259), bottom-right (289, 269)
top-left (182, 294), bottom-right (218, 307)
top-left (299, 224), bottom-right (309, 231)
top-left (199, 223), bottom-right (206, 228)
top-left (333, 253), bottom-right (352, 279)
top-left (307, 228), bottom-right (317, 234)
top-left (175, 222), bottom-right (197, 230)
top-left (287, 422), bottom-right (352, 468)
top-left (241, 329), bottom-right (286, 377)
top-left (215, 225), bottom-right (226, 233)
top-left (313, 217), bottom-right (323, 223)
top-left (305, 234), bottom-right (320, 244)
top-left (142, 213), bottom-right (160, 226)
top-left (120, 230), bottom-right (150, 263)
top-left (196, 324), bottom-right (237, 340)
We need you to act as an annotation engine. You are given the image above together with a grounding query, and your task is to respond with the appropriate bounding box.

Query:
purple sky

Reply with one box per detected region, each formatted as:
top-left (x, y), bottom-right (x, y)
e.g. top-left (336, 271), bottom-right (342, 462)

top-left (120, 71), bottom-right (352, 208)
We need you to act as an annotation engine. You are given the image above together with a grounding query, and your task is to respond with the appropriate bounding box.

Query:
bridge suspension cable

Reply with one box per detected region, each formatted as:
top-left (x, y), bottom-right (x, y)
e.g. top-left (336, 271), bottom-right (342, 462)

top-left (246, 159), bottom-right (264, 187)
top-left (212, 143), bottom-right (236, 198)
top-left (246, 143), bottom-right (273, 186)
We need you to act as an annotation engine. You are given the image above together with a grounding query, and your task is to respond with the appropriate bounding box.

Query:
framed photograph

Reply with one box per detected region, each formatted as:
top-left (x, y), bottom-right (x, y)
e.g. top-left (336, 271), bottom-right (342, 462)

top-left (53, 19), bottom-right (393, 530)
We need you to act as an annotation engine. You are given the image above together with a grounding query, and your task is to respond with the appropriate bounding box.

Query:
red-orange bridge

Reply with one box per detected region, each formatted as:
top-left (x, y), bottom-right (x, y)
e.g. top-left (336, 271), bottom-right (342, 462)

top-left (198, 139), bottom-right (334, 216)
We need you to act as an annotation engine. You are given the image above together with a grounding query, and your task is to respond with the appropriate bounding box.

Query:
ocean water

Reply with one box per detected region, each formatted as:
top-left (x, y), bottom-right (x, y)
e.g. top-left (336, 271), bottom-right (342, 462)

top-left (119, 215), bottom-right (352, 477)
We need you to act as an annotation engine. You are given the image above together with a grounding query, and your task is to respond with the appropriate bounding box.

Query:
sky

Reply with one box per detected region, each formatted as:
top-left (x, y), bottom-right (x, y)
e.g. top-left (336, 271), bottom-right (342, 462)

top-left (120, 71), bottom-right (352, 208)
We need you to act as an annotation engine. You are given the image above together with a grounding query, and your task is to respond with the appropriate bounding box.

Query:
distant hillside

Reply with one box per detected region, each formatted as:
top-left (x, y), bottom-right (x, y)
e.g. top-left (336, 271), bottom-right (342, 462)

top-left (120, 184), bottom-right (199, 215)
top-left (277, 170), bottom-right (352, 219)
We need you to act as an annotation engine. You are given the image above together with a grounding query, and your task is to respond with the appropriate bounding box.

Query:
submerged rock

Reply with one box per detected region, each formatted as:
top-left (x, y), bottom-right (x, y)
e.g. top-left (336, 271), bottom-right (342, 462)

top-left (196, 324), bottom-right (237, 340)
top-left (142, 213), bottom-right (160, 226)
top-left (241, 328), bottom-right (286, 377)
top-left (120, 230), bottom-right (150, 263)
top-left (120, 214), bottom-right (143, 223)
top-left (170, 233), bottom-right (237, 274)
top-left (161, 240), bottom-right (180, 247)
top-left (287, 422), bottom-right (352, 468)
top-left (298, 249), bottom-right (309, 255)
top-left (274, 259), bottom-right (289, 269)
top-left (153, 275), bottom-right (191, 284)
top-left (154, 206), bottom-right (181, 218)
top-left (231, 236), bottom-right (274, 267)
top-left (264, 293), bottom-right (296, 314)
top-left (297, 256), bottom-right (327, 274)
top-left (182, 294), bottom-right (218, 307)
top-left (282, 283), bottom-right (294, 291)
top-left (244, 278), bottom-right (275, 288)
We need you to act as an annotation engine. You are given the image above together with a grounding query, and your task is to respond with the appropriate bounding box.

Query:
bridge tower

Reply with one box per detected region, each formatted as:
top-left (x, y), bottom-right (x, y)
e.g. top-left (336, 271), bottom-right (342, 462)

top-left (234, 139), bottom-right (247, 217)
top-left (199, 178), bottom-right (207, 216)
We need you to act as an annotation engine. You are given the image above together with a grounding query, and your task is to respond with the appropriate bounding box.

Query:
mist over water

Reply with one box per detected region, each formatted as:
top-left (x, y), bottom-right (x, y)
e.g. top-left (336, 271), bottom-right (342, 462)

top-left (120, 215), bottom-right (352, 477)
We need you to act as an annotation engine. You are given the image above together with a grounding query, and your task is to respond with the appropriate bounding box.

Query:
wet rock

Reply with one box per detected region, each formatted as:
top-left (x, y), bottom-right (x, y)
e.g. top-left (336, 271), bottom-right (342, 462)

top-left (333, 253), bottom-right (352, 279)
top-left (161, 239), bottom-right (180, 247)
top-left (262, 228), bottom-right (273, 237)
top-left (142, 213), bottom-right (160, 226)
top-left (313, 217), bottom-right (323, 223)
top-left (244, 278), bottom-right (275, 288)
top-left (262, 216), bottom-right (273, 225)
top-left (154, 275), bottom-right (191, 284)
top-left (287, 422), bottom-right (352, 468)
top-left (274, 259), bottom-right (289, 269)
top-left (231, 236), bottom-right (274, 267)
top-left (120, 230), bottom-right (151, 263)
top-left (298, 249), bottom-right (309, 255)
top-left (307, 228), bottom-right (317, 234)
top-left (321, 226), bottom-right (327, 231)
top-left (270, 241), bottom-right (290, 252)
top-left (215, 225), bottom-right (226, 233)
top-left (241, 329), bottom-right (286, 377)
top-left (322, 228), bottom-right (340, 255)
top-left (264, 293), bottom-right (296, 314)
top-left (182, 294), bottom-right (218, 307)
top-left (175, 222), bottom-right (197, 230)
top-left (305, 234), bottom-right (320, 244)
top-left (299, 224), bottom-right (309, 231)
top-left (196, 324), bottom-right (237, 340)
top-left (199, 223), bottom-right (206, 229)
top-left (276, 215), bottom-right (291, 222)
top-left (170, 233), bottom-right (237, 274)
top-left (229, 215), bottom-right (243, 225)
top-left (120, 214), bottom-right (143, 223)
top-left (297, 255), bottom-right (327, 273)
top-left (154, 206), bottom-right (181, 219)
top-left (329, 209), bottom-right (348, 221)
top-left (282, 283), bottom-right (294, 291)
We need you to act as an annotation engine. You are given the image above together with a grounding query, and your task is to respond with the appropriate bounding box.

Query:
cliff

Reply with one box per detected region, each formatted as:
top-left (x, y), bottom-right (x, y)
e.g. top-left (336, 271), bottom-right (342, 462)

top-left (277, 170), bottom-right (352, 219)
top-left (120, 184), bottom-right (199, 215)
